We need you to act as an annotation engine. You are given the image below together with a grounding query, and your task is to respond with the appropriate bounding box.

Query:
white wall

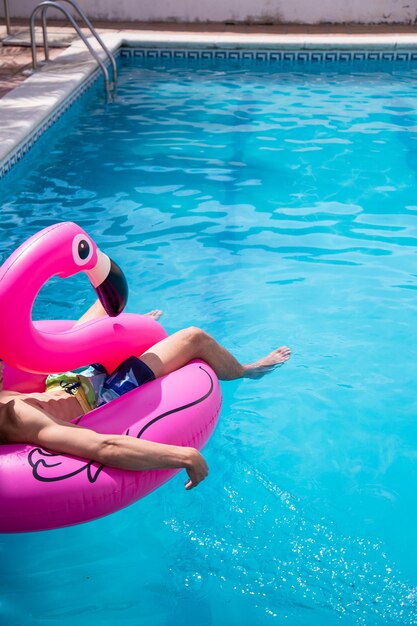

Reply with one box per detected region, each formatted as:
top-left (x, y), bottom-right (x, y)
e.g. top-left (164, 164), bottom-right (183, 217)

top-left (3, 0), bottom-right (417, 24)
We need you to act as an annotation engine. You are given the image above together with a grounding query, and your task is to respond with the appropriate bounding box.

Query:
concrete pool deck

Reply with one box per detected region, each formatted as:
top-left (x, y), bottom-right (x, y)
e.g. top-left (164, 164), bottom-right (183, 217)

top-left (1, 20), bottom-right (417, 177)
top-left (1, 20), bottom-right (417, 97)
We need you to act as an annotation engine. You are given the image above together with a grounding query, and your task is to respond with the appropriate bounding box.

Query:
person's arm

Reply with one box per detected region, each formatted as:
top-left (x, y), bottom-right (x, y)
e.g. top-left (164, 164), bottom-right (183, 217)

top-left (13, 399), bottom-right (208, 490)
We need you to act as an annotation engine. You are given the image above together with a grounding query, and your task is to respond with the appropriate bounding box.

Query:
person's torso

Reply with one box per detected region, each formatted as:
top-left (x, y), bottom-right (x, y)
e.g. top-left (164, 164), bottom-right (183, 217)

top-left (0, 389), bottom-right (83, 445)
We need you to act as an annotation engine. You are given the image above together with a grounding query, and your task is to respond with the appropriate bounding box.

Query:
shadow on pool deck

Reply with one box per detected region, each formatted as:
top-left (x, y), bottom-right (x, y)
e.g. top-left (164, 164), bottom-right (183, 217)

top-left (1, 19), bottom-right (417, 99)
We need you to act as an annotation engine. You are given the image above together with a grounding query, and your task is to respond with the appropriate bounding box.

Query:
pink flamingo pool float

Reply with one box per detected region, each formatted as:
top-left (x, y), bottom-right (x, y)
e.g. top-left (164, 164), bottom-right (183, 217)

top-left (0, 222), bottom-right (221, 533)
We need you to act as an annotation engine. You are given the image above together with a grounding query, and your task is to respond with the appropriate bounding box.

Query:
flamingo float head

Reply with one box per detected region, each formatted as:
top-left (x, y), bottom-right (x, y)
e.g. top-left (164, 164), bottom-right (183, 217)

top-left (0, 221), bottom-right (128, 318)
top-left (0, 222), bottom-right (131, 372)
top-left (52, 222), bottom-right (128, 317)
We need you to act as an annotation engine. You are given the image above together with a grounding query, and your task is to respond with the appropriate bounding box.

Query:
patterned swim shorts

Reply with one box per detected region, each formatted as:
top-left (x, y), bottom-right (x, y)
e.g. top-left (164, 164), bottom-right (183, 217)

top-left (84, 357), bottom-right (155, 407)
top-left (45, 357), bottom-right (155, 410)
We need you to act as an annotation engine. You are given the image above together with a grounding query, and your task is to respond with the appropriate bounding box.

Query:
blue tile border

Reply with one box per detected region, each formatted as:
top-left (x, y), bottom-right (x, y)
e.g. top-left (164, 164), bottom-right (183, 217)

top-left (2, 44), bottom-right (417, 180)
top-left (120, 47), bottom-right (417, 64)
top-left (0, 63), bottom-right (107, 180)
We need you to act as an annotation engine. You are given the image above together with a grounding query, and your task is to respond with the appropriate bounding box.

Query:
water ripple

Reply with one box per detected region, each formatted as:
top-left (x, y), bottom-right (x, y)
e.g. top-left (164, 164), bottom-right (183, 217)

top-left (166, 457), bottom-right (417, 625)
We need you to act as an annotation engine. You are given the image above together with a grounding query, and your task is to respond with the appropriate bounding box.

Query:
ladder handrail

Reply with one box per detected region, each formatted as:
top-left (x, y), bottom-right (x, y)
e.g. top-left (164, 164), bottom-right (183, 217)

top-left (29, 1), bottom-right (114, 95)
top-left (3, 0), bottom-right (12, 36)
top-left (40, 0), bottom-right (117, 86)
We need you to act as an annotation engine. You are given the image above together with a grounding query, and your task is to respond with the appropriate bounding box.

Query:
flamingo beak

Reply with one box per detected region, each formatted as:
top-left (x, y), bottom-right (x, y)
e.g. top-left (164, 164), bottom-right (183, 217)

top-left (86, 250), bottom-right (128, 317)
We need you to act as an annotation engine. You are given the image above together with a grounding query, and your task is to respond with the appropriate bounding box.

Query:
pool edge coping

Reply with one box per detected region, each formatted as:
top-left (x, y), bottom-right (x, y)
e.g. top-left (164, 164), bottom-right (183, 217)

top-left (1, 30), bottom-right (417, 179)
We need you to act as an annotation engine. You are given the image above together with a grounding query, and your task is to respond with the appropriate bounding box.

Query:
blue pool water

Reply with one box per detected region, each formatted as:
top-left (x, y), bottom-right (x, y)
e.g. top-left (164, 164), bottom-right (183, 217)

top-left (1, 55), bottom-right (417, 625)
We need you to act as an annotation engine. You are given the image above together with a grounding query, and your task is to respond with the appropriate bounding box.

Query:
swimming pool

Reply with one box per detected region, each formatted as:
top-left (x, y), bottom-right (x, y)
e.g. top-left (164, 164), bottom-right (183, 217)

top-left (1, 50), bottom-right (417, 625)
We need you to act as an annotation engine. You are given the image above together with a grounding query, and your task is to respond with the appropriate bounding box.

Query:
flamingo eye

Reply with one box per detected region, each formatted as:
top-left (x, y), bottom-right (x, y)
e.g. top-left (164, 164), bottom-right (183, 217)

top-left (72, 234), bottom-right (94, 266)
top-left (78, 240), bottom-right (90, 259)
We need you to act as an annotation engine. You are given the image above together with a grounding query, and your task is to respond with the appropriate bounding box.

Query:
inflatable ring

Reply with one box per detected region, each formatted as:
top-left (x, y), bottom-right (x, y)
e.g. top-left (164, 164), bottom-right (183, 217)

top-left (0, 223), bottom-right (221, 532)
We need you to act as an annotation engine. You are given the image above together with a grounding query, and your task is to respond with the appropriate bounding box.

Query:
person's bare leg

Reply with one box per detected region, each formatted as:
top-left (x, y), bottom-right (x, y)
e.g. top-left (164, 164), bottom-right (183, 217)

top-left (73, 300), bottom-right (107, 327)
top-left (74, 301), bottom-right (163, 327)
top-left (139, 327), bottom-right (290, 381)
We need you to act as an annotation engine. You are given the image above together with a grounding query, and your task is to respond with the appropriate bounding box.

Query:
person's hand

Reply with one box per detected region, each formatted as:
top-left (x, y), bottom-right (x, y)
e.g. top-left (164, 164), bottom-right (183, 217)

top-left (184, 448), bottom-right (208, 490)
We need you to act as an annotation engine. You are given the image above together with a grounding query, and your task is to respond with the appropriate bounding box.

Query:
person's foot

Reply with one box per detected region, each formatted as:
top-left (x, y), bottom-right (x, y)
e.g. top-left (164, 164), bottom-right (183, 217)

top-left (144, 310), bottom-right (163, 321)
top-left (244, 346), bottom-right (291, 379)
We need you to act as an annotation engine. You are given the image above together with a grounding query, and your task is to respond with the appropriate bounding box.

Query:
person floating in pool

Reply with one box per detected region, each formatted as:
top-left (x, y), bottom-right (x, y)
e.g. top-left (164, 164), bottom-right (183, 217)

top-left (0, 300), bottom-right (291, 490)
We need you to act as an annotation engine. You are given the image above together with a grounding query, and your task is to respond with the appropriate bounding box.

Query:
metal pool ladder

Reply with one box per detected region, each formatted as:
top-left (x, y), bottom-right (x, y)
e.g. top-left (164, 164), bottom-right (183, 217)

top-left (29, 0), bottom-right (117, 97)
